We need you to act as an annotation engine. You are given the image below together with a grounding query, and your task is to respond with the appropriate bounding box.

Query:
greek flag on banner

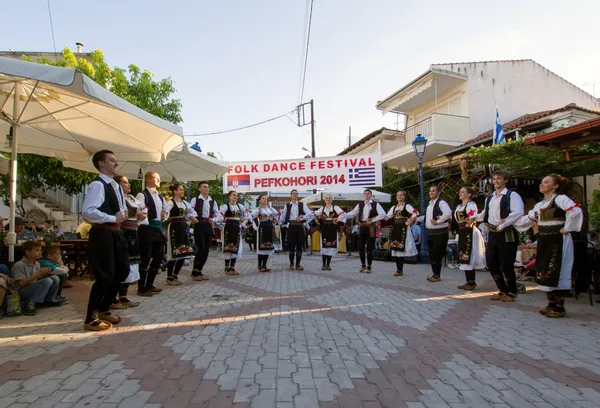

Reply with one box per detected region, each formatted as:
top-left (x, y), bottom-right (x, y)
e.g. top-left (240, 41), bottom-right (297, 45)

top-left (493, 104), bottom-right (505, 144)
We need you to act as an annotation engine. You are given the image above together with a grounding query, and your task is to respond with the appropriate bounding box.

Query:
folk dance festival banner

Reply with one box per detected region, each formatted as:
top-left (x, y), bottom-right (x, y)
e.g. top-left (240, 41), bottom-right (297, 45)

top-left (223, 153), bottom-right (382, 193)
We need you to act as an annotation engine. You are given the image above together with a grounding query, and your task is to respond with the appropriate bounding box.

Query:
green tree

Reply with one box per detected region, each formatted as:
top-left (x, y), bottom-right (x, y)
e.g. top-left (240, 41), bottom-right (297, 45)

top-left (466, 139), bottom-right (600, 179)
top-left (590, 189), bottom-right (600, 232)
top-left (2, 47), bottom-right (184, 215)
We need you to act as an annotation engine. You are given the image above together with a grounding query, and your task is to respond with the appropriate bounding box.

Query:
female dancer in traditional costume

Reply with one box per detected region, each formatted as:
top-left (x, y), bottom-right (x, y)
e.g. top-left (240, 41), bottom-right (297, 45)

top-left (314, 194), bottom-right (345, 270)
top-left (114, 175), bottom-right (144, 306)
top-left (455, 187), bottom-right (486, 290)
top-left (220, 191), bottom-right (249, 275)
top-left (516, 174), bottom-right (583, 318)
top-left (165, 183), bottom-right (197, 285)
top-left (250, 194), bottom-right (278, 272)
top-left (386, 191), bottom-right (418, 276)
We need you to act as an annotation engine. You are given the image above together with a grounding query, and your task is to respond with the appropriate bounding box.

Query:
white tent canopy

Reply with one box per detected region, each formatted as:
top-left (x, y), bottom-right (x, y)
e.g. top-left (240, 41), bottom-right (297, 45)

top-left (63, 143), bottom-right (229, 182)
top-left (0, 57), bottom-right (185, 262)
top-left (301, 189), bottom-right (392, 206)
top-left (0, 57), bottom-right (183, 162)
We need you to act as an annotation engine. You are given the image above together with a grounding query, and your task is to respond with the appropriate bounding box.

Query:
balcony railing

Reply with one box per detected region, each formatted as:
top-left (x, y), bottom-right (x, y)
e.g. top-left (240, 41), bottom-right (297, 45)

top-left (404, 117), bottom-right (433, 146)
top-left (30, 187), bottom-right (79, 215)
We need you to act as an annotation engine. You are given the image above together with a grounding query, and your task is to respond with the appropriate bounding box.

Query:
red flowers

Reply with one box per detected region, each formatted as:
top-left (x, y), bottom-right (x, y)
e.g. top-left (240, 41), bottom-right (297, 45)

top-left (467, 209), bottom-right (475, 217)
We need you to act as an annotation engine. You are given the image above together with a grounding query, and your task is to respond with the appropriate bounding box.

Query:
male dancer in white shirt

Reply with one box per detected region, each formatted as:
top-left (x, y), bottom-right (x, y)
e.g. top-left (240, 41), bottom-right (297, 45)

top-left (279, 190), bottom-right (314, 270)
top-left (477, 169), bottom-right (524, 302)
top-left (136, 172), bottom-right (168, 296)
top-left (344, 189), bottom-right (386, 273)
top-left (82, 150), bottom-right (129, 331)
top-left (425, 185), bottom-right (452, 282)
top-left (190, 182), bottom-right (220, 280)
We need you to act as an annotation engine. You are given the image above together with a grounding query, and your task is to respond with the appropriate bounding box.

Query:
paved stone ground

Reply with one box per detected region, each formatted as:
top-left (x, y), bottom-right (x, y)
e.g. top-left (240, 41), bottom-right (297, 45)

top-left (2, 248), bottom-right (600, 408)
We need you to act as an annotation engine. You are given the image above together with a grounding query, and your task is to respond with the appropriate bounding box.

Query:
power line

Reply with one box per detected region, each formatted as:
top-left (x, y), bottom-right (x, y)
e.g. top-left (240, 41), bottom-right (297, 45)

top-left (184, 110), bottom-right (295, 137)
top-left (46, 0), bottom-right (57, 56)
top-left (299, 0), bottom-right (315, 104)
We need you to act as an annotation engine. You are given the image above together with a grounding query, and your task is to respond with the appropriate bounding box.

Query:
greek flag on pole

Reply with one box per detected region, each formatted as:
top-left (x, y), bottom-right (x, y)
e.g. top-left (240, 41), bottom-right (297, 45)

top-left (493, 104), bottom-right (505, 144)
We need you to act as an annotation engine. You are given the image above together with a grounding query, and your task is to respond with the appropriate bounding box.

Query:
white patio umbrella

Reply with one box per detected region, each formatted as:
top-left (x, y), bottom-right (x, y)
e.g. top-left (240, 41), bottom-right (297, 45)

top-left (0, 57), bottom-right (184, 262)
top-left (63, 143), bottom-right (229, 183)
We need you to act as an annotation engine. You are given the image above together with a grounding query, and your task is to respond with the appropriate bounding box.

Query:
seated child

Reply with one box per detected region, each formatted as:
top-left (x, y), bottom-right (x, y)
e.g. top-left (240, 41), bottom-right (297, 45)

top-left (40, 245), bottom-right (71, 293)
top-left (12, 241), bottom-right (68, 316)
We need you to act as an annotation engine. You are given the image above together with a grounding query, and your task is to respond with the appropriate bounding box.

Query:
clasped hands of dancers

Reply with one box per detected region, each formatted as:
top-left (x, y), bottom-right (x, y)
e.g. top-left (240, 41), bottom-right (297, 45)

top-left (82, 149), bottom-right (583, 331)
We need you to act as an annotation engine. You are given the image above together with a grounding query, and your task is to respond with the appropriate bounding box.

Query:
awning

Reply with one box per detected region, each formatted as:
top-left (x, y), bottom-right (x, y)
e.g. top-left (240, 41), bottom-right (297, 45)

top-left (377, 68), bottom-right (467, 114)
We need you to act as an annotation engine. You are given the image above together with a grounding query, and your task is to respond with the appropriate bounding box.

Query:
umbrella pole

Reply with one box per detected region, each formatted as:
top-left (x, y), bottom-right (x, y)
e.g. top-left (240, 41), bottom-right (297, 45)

top-left (8, 83), bottom-right (21, 265)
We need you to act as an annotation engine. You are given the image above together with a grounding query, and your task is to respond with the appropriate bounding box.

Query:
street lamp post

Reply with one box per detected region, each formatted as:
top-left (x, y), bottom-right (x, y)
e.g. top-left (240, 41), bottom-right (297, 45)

top-left (412, 134), bottom-right (429, 263)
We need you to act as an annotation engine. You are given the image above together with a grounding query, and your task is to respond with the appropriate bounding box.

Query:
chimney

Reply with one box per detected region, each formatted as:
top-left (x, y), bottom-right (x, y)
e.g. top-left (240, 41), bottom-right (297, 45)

top-left (75, 42), bottom-right (84, 53)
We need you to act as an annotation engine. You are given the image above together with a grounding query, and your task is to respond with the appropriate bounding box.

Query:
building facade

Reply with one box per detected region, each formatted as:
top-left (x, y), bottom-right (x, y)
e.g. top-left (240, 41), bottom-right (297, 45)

top-left (343, 60), bottom-right (599, 171)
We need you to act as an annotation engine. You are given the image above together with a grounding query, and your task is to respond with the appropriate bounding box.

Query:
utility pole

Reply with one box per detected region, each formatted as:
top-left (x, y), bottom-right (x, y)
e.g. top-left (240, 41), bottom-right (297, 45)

top-left (297, 100), bottom-right (316, 193)
top-left (297, 99), bottom-right (316, 158)
top-left (348, 126), bottom-right (352, 148)
top-left (310, 99), bottom-right (315, 158)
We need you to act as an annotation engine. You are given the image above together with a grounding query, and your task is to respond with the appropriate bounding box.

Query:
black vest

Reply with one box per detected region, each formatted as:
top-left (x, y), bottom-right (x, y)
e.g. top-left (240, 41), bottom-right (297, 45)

top-left (358, 202), bottom-right (378, 221)
top-left (95, 177), bottom-right (122, 217)
top-left (142, 188), bottom-right (164, 220)
top-left (195, 196), bottom-right (215, 219)
top-left (394, 204), bottom-right (411, 218)
top-left (169, 200), bottom-right (184, 218)
top-left (539, 197), bottom-right (566, 222)
top-left (285, 202), bottom-right (305, 223)
top-left (321, 206), bottom-right (338, 220)
top-left (431, 199), bottom-right (446, 219)
top-left (224, 204), bottom-right (244, 218)
top-left (483, 190), bottom-right (512, 224)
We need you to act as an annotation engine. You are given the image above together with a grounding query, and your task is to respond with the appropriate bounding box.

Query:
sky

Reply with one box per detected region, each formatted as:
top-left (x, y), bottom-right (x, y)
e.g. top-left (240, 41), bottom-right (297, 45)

top-left (2, 0), bottom-right (599, 163)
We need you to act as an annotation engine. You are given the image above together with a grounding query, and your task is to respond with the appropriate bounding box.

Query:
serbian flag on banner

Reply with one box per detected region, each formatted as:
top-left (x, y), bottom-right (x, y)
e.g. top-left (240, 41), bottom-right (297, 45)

top-left (227, 174), bottom-right (250, 190)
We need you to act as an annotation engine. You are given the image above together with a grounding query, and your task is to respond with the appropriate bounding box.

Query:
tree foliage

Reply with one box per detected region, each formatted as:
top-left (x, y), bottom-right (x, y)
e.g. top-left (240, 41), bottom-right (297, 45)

top-left (2, 48), bottom-right (184, 214)
top-left (590, 189), bottom-right (600, 232)
top-left (379, 165), bottom-right (460, 209)
top-left (466, 139), bottom-right (600, 179)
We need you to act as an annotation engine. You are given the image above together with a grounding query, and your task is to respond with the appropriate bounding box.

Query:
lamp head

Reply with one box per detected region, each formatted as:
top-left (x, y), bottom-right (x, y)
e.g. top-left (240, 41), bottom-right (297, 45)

top-left (412, 134), bottom-right (428, 158)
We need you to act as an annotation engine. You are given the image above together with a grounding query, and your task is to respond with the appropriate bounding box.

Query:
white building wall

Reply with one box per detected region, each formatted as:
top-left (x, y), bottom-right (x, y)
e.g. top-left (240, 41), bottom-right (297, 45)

top-left (408, 82), bottom-right (469, 126)
top-left (434, 60), bottom-right (600, 138)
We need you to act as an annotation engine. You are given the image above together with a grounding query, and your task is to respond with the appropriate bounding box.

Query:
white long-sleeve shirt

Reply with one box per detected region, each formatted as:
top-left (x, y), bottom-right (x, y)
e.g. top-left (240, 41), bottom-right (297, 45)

top-left (386, 203), bottom-right (418, 220)
top-left (314, 205), bottom-right (345, 221)
top-left (219, 203), bottom-right (250, 221)
top-left (189, 195), bottom-right (220, 220)
top-left (477, 188), bottom-right (524, 231)
top-left (344, 201), bottom-right (386, 223)
top-left (425, 198), bottom-right (452, 230)
top-left (516, 194), bottom-right (583, 233)
top-left (136, 188), bottom-right (168, 225)
top-left (83, 174), bottom-right (126, 224)
top-left (165, 199), bottom-right (197, 221)
top-left (279, 201), bottom-right (314, 224)
top-left (454, 202), bottom-right (478, 223)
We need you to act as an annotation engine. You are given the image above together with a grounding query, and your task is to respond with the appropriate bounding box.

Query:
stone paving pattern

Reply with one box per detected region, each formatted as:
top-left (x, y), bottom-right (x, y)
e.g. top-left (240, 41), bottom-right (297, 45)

top-left (2, 249), bottom-right (600, 407)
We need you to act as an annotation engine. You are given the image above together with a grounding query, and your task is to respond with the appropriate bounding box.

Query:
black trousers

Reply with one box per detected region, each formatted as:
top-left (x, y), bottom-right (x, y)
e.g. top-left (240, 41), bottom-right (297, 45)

top-left (193, 222), bottom-right (213, 272)
top-left (427, 229), bottom-right (449, 277)
top-left (287, 224), bottom-right (305, 265)
top-left (487, 230), bottom-right (518, 294)
top-left (86, 227), bottom-right (129, 323)
top-left (395, 257), bottom-right (404, 272)
top-left (358, 233), bottom-right (374, 266)
top-left (168, 259), bottom-right (185, 277)
top-left (137, 225), bottom-right (165, 290)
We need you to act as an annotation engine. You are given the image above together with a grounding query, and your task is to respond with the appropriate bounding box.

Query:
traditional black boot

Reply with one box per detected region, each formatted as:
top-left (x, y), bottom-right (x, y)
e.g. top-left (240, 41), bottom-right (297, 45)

top-left (545, 291), bottom-right (566, 318)
top-left (230, 258), bottom-right (239, 275)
